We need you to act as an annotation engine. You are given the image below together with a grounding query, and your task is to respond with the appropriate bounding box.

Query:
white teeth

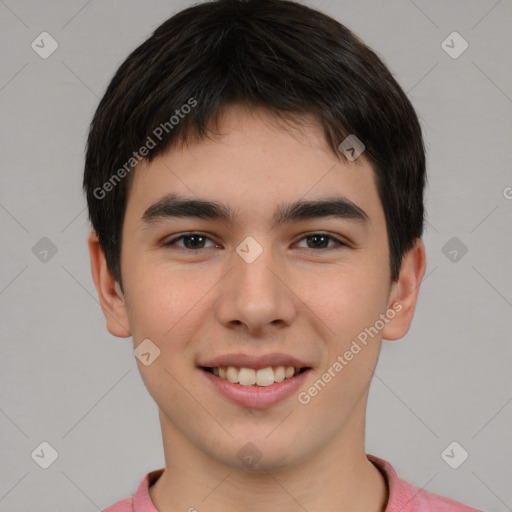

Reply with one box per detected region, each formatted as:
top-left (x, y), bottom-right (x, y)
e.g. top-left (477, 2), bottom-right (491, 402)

top-left (256, 367), bottom-right (274, 387)
top-left (210, 365), bottom-right (303, 386)
top-left (226, 366), bottom-right (239, 383)
top-left (274, 366), bottom-right (285, 383)
top-left (238, 367), bottom-right (256, 385)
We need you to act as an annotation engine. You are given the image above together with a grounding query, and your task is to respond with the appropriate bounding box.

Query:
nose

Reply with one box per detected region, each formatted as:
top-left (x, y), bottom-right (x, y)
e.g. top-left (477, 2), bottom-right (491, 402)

top-left (214, 238), bottom-right (297, 336)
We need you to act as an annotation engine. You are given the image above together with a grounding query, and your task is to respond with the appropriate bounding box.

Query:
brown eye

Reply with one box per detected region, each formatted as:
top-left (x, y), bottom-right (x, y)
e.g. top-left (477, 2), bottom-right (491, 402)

top-left (164, 233), bottom-right (217, 250)
top-left (295, 233), bottom-right (345, 250)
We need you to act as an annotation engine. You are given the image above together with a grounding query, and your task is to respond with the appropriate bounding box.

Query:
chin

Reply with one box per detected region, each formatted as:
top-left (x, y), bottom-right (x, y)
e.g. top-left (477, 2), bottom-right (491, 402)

top-left (206, 435), bottom-right (313, 474)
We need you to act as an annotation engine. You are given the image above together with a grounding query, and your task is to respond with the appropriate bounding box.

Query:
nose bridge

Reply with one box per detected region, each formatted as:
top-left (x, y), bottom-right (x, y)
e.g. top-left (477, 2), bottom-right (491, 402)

top-left (238, 245), bottom-right (277, 296)
top-left (216, 235), bottom-right (296, 331)
top-left (235, 235), bottom-right (281, 306)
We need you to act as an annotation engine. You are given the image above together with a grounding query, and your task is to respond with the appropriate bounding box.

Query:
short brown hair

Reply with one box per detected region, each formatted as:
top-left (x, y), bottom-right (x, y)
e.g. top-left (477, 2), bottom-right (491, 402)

top-left (84, 0), bottom-right (426, 285)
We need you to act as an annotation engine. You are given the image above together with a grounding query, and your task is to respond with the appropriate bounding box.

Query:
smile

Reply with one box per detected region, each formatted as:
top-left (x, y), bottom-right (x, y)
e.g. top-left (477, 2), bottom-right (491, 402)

top-left (203, 365), bottom-right (307, 386)
top-left (200, 365), bottom-right (311, 409)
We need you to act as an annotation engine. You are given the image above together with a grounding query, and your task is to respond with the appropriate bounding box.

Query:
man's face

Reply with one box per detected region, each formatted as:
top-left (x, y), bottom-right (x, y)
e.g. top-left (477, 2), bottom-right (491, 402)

top-left (119, 104), bottom-right (395, 470)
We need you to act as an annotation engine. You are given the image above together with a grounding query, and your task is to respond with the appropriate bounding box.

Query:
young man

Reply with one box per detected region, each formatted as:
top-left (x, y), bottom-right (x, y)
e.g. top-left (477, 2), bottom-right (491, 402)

top-left (84, 0), bottom-right (481, 510)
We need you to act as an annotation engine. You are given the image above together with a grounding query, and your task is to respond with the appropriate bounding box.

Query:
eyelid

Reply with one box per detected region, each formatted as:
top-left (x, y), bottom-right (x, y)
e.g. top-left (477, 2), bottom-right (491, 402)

top-left (163, 231), bottom-right (219, 248)
top-left (163, 231), bottom-right (348, 250)
top-left (293, 231), bottom-right (348, 248)
top-left (292, 232), bottom-right (351, 251)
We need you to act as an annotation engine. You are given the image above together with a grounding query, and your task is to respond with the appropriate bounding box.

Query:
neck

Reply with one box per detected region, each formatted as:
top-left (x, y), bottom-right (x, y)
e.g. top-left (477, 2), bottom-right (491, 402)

top-left (149, 401), bottom-right (388, 512)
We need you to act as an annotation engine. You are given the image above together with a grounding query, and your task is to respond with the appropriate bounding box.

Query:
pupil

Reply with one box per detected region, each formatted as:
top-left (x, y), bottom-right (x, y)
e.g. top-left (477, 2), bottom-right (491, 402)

top-left (309, 235), bottom-right (327, 249)
top-left (185, 235), bottom-right (204, 249)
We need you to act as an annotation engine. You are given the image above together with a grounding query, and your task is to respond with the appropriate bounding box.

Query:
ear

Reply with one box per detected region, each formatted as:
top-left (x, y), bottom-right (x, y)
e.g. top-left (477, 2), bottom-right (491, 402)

top-left (88, 230), bottom-right (131, 338)
top-left (382, 238), bottom-right (426, 340)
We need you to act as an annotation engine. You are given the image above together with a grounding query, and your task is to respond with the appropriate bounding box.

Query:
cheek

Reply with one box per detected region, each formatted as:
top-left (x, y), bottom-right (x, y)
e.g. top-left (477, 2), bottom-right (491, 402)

top-left (122, 253), bottom-right (223, 362)
top-left (122, 264), bottom-right (204, 397)
top-left (121, 252), bottom-right (189, 339)
top-left (304, 260), bottom-right (390, 340)
top-left (301, 270), bottom-right (388, 411)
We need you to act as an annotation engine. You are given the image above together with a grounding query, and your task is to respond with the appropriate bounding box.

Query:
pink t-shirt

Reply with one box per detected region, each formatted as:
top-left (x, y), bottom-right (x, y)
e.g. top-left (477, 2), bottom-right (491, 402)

top-left (103, 454), bottom-right (481, 511)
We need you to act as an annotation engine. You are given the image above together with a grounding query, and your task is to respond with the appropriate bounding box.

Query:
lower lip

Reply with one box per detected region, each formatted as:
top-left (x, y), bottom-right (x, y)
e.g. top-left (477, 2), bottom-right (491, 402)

top-left (200, 368), bottom-right (311, 409)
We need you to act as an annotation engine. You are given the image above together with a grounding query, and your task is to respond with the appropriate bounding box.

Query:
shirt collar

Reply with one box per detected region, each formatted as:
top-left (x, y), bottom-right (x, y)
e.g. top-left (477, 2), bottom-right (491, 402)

top-left (132, 454), bottom-right (413, 511)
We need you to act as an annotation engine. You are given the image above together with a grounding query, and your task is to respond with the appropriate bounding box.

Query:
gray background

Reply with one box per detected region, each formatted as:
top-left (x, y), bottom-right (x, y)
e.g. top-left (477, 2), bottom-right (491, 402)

top-left (1, 0), bottom-right (511, 510)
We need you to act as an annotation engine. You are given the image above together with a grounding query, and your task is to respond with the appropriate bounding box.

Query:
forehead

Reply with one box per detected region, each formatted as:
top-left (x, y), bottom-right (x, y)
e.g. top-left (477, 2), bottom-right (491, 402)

top-left (124, 104), bottom-right (384, 229)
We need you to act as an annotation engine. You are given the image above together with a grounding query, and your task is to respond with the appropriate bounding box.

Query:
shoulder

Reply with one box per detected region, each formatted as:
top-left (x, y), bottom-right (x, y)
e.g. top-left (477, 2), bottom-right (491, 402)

top-left (102, 496), bottom-right (133, 512)
top-left (367, 454), bottom-right (482, 512)
top-left (405, 484), bottom-right (483, 512)
top-left (101, 468), bottom-right (164, 512)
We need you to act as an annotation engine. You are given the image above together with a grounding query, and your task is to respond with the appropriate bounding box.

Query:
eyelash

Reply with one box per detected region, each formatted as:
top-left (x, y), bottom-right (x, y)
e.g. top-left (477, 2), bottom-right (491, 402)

top-left (163, 232), bottom-right (347, 251)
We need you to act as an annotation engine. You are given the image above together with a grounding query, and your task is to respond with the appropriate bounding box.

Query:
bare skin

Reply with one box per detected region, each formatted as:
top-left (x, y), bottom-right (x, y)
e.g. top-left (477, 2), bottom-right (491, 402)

top-left (89, 104), bottom-right (426, 512)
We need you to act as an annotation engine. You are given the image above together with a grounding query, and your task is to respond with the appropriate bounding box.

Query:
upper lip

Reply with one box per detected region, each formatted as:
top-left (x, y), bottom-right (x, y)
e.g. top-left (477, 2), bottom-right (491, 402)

top-left (199, 352), bottom-right (311, 370)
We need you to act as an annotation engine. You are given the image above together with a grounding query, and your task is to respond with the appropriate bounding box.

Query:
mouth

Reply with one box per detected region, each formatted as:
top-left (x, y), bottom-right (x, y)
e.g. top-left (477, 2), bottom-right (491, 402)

top-left (201, 365), bottom-right (310, 387)
top-left (198, 354), bottom-right (312, 408)
top-left (198, 353), bottom-right (312, 408)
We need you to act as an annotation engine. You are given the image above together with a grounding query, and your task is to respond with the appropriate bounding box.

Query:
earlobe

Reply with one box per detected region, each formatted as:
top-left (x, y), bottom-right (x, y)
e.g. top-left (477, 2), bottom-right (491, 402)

top-left (382, 238), bottom-right (426, 341)
top-left (87, 230), bottom-right (131, 338)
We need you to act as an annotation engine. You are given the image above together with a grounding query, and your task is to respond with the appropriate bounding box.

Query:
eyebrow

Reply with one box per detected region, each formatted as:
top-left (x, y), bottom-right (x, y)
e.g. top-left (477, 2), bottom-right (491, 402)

top-left (141, 193), bottom-right (369, 229)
